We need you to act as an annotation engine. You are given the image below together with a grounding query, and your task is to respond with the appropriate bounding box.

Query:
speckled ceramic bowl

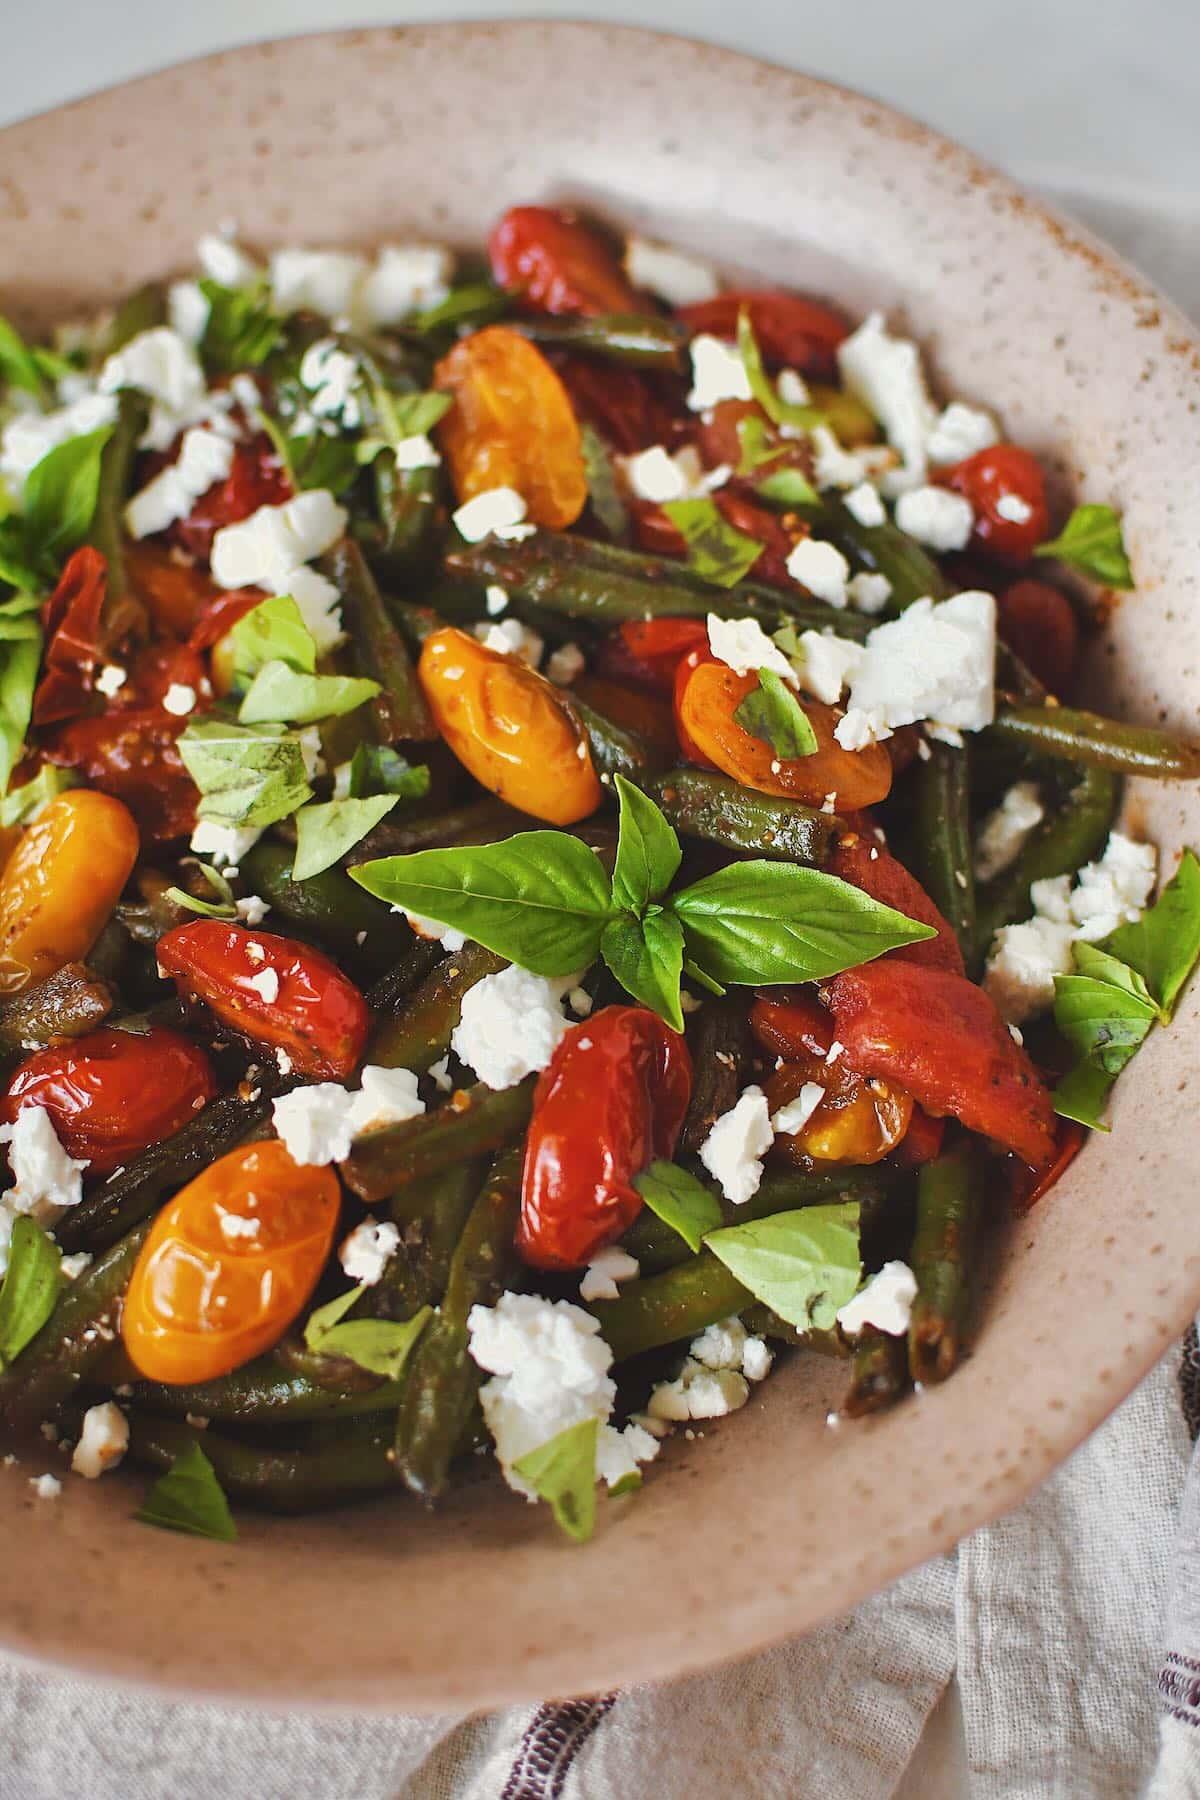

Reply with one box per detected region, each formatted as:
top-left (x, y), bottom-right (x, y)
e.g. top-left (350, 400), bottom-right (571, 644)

top-left (1, 22), bottom-right (1199, 1712)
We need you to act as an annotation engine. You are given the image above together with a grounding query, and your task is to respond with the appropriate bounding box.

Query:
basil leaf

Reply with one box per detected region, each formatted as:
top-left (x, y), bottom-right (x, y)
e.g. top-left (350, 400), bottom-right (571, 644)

top-left (510, 1416), bottom-right (599, 1545)
top-left (0, 314), bottom-right (49, 404)
top-left (757, 466), bottom-right (818, 506)
top-left (239, 660), bottom-right (380, 726)
top-left (732, 669), bottom-right (818, 759)
top-left (0, 1217), bottom-right (61, 1367)
top-left (608, 1470), bottom-right (642, 1499)
top-left (412, 282), bottom-right (509, 338)
top-left (1103, 848), bottom-right (1200, 1021)
top-left (1052, 957), bottom-right (1157, 1074)
top-left (347, 742), bottom-right (431, 801)
top-left (0, 519), bottom-right (47, 596)
top-left (736, 414), bottom-right (788, 476)
top-left (305, 1287), bottom-right (431, 1380)
top-left (705, 1202), bottom-right (861, 1330)
top-left (1034, 503), bottom-right (1133, 588)
top-left (288, 429), bottom-right (360, 498)
top-left (0, 636), bottom-right (42, 797)
top-left (670, 862), bottom-right (936, 986)
top-left (661, 497), bottom-right (763, 590)
top-left (23, 426), bottom-right (113, 564)
top-left (580, 424), bottom-right (629, 541)
top-left (0, 764), bottom-right (75, 827)
top-left (135, 1442), bottom-right (237, 1543)
top-left (683, 957), bottom-right (726, 997)
top-left (177, 719), bottom-right (313, 827)
top-left (736, 309), bottom-right (823, 432)
top-left (375, 386), bottom-right (452, 445)
top-left (351, 831), bottom-right (617, 975)
top-left (600, 910), bottom-right (685, 1032)
top-left (1052, 1058), bottom-right (1117, 1132)
top-left (633, 1160), bottom-right (723, 1253)
top-left (198, 279), bottom-right (281, 372)
top-left (610, 774), bottom-right (681, 912)
top-left (293, 796), bottom-right (400, 880)
top-left (230, 595), bottom-right (317, 683)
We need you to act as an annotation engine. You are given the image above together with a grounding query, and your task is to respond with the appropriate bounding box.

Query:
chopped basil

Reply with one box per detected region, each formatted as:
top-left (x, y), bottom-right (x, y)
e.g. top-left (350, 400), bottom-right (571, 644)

top-left (0, 763), bottom-right (76, 827)
top-left (580, 424), bottom-right (629, 541)
top-left (304, 1286), bottom-right (432, 1380)
top-left (510, 1416), bottom-right (599, 1545)
top-left (346, 743), bottom-right (431, 801)
top-left (600, 909), bottom-right (686, 1033)
top-left (292, 796), bottom-right (401, 881)
top-left (229, 595), bottom-right (317, 684)
top-left (733, 669), bottom-right (818, 759)
top-left (135, 1442), bottom-right (237, 1543)
top-left (633, 1161), bottom-right (723, 1253)
top-left (238, 660), bottom-right (380, 727)
top-left (198, 279), bottom-right (282, 372)
top-left (661, 497), bottom-right (763, 589)
top-left (0, 1217), bottom-right (61, 1367)
top-left (610, 773), bottom-right (681, 913)
top-left (1034, 503), bottom-right (1133, 589)
top-left (736, 309), bottom-right (824, 433)
top-left (177, 719), bottom-right (313, 827)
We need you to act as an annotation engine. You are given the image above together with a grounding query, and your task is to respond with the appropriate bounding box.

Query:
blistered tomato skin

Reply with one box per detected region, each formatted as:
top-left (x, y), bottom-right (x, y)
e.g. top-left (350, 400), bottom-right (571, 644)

top-left (3, 1027), bottom-right (216, 1174)
top-left (518, 1006), bottom-right (693, 1270)
top-left (0, 791), bottom-right (139, 995)
top-left (489, 206), bottom-right (638, 317)
top-left (418, 627), bottom-right (602, 825)
top-left (33, 547), bottom-right (107, 727)
top-left (156, 921), bottom-right (369, 1080)
top-left (434, 326), bottom-right (588, 530)
top-left (121, 1140), bottom-right (341, 1385)
top-left (676, 290), bottom-right (849, 378)
top-left (941, 444), bottom-right (1049, 562)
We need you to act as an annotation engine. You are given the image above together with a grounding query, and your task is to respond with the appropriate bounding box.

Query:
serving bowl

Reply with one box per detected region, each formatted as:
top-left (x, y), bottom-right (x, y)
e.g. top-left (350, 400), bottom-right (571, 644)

top-left (2, 21), bottom-right (1199, 1712)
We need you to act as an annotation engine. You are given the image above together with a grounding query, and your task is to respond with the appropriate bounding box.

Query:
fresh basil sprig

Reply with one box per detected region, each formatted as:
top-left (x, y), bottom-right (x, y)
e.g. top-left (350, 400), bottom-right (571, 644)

top-left (662, 497), bottom-right (763, 590)
top-left (229, 595), bottom-right (317, 685)
top-left (346, 742), bottom-right (430, 801)
top-left (304, 1286), bottom-right (431, 1379)
top-left (135, 1442), bottom-right (237, 1543)
top-left (0, 764), bottom-right (76, 828)
top-left (0, 1217), bottom-right (61, 1367)
top-left (1103, 848), bottom-right (1200, 1021)
top-left (0, 314), bottom-right (51, 405)
top-left (22, 427), bottom-right (114, 571)
top-left (352, 774), bottom-right (935, 1028)
top-left (1035, 503), bottom-right (1132, 589)
top-left (239, 660), bottom-right (380, 727)
top-left (705, 1202), bottom-right (861, 1329)
top-left (733, 668), bottom-right (818, 758)
top-left (511, 1416), bottom-right (599, 1545)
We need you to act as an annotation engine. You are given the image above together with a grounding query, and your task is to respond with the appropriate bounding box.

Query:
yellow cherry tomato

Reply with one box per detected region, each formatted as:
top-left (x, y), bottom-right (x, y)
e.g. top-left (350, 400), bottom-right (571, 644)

top-left (0, 790), bottom-right (139, 994)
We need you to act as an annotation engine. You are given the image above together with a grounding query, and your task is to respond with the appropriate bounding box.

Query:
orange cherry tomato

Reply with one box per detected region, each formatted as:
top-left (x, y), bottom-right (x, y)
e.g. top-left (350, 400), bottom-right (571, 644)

top-left (156, 921), bottom-right (369, 1080)
top-left (997, 578), bottom-right (1079, 695)
top-left (0, 791), bottom-right (138, 995)
top-left (489, 205), bottom-right (638, 317)
top-left (435, 326), bottom-right (587, 530)
top-left (2, 1026), bottom-right (217, 1174)
top-left (121, 1140), bottom-right (340, 1384)
top-left (676, 290), bottom-right (849, 379)
top-left (765, 1056), bottom-right (912, 1167)
top-left (672, 645), bottom-right (718, 768)
top-left (418, 627), bottom-right (602, 825)
top-left (939, 444), bottom-right (1049, 563)
top-left (675, 658), bottom-right (893, 808)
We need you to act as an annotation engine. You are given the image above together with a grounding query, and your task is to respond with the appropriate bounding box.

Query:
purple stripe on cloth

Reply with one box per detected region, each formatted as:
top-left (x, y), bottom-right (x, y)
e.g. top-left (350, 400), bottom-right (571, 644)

top-left (1157, 1652), bottom-right (1200, 1725)
top-left (501, 1696), bottom-right (617, 1799)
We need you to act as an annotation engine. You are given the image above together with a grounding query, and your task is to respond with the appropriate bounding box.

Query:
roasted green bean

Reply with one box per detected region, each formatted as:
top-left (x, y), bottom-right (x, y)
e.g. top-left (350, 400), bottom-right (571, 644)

top-left (342, 1078), bottom-right (534, 1204)
top-left (587, 1253), bottom-right (754, 1361)
top-left (512, 313), bottom-right (685, 369)
top-left (908, 1145), bottom-right (981, 1384)
top-left (678, 997), bottom-right (756, 1156)
top-left (88, 392), bottom-right (147, 632)
top-left (0, 962), bottom-right (112, 1060)
top-left (365, 940), bottom-right (506, 1072)
top-left (971, 765), bottom-right (1117, 965)
top-left (652, 769), bottom-right (838, 865)
top-left (126, 1412), bottom-right (399, 1512)
top-left (240, 840), bottom-right (396, 963)
top-left (911, 741), bottom-right (975, 959)
top-left (129, 1358), bottom-right (405, 1426)
top-left (569, 695), bottom-right (669, 784)
top-left (322, 539), bottom-right (436, 741)
top-left (842, 1329), bottom-right (908, 1416)
top-left (802, 497), bottom-right (950, 612)
top-left (988, 704), bottom-right (1200, 780)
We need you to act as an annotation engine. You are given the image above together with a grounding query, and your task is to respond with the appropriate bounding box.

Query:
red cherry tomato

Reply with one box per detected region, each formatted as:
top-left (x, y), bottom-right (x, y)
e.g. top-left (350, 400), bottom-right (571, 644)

top-left (168, 435), bottom-right (291, 562)
top-left (2, 1026), bottom-right (217, 1174)
top-left (125, 542), bottom-right (227, 638)
top-left (156, 921), bottom-right (369, 1079)
top-left (890, 1105), bottom-right (946, 1170)
top-left (940, 444), bottom-right (1049, 563)
top-left (33, 547), bottom-right (107, 727)
top-left (823, 960), bottom-right (1057, 1169)
top-left (677, 290), bottom-right (849, 378)
top-left (598, 619), bottom-right (710, 695)
top-left (44, 710), bottom-right (198, 844)
top-left (749, 991), bottom-right (835, 1062)
top-left (997, 578), bottom-right (1079, 695)
top-left (518, 1006), bottom-right (693, 1269)
top-left (556, 356), bottom-right (688, 454)
top-left (826, 832), bottom-right (964, 975)
top-left (489, 206), bottom-right (638, 317)
top-left (1009, 1118), bottom-right (1086, 1212)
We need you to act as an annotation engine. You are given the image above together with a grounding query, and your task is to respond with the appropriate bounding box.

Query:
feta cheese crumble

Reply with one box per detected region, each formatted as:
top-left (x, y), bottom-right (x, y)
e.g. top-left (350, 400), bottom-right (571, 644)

top-left (245, 967), bottom-right (280, 1004)
top-left (71, 1402), bottom-right (130, 1480)
top-left (339, 1217), bottom-right (401, 1286)
top-left (834, 590), bottom-right (995, 750)
top-left (647, 1315), bottom-right (773, 1422)
top-left (271, 1065), bottom-right (425, 1165)
top-left (771, 1083), bottom-right (826, 1136)
top-left (996, 492), bottom-right (1033, 524)
top-left (699, 1086), bottom-right (773, 1205)
top-left (473, 618), bottom-right (544, 668)
top-left (706, 614), bottom-right (796, 684)
top-left (974, 781), bottom-right (1045, 883)
top-left (403, 910), bottom-right (467, 953)
top-left (450, 966), bottom-right (573, 1090)
top-left (210, 490), bottom-right (348, 592)
top-left (836, 1261), bottom-right (918, 1338)
top-left (99, 326), bottom-right (209, 451)
top-left (791, 630), bottom-right (865, 706)
top-left (837, 312), bottom-right (937, 494)
top-left (843, 481), bottom-right (887, 528)
top-left (298, 338), bottom-right (363, 429)
top-left (452, 486), bottom-right (534, 544)
top-left (894, 485), bottom-right (974, 552)
top-left (785, 537), bottom-right (851, 608)
top-left (926, 402), bottom-right (1000, 466)
top-left (545, 642), bottom-right (586, 687)
top-left (624, 235), bottom-right (720, 306)
top-left (29, 1474), bottom-right (62, 1500)
top-left (0, 1106), bottom-right (88, 1221)
top-left (0, 391), bottom-right (119, 497)
top-left (167, 280), bottom-right (211, 345)
top-left (269, 248), bottom-right (367, 320)
top-left (579, 1247), bottom-right (640, 1303)
top-left (162, 683), bottom-right (197, 717)
top-left (846, 571), bottom-right (893, 615)
top-left (391, 434), bottom-right (441, 471)
top-left (219, 1213), bottom-right (261, 1242)
top-left (358, 244), bottom-right (454, 324)
top-left (686, 334), bottom-right (753, 411)
top-left (619, 444), bottom-right (728, 504)
top-left (235, 893), bottom-right (270, 926)
top-left (95, 663), bottom-right (128, 697)
top-left (196, 231), bottom-right (263, 290)
top-left (125, 426), bottom-right (235, 540)
top-left (485, 585), bottom-right (509, 616)
top-left (189, 819), bottom-right (263, 869)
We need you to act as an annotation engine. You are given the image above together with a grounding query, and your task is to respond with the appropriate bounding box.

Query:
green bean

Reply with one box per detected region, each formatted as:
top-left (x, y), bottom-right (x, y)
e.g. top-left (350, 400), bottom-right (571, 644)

top-left (908, 1144), bottom-right (981, 1384)
top-left (988, 704), bottom-right (1200, 780)
top-left (342, 1079), bottom-right (534, 1205)
top-left (371, 454), bottom-right (441, 569)
top-left (971, 765), bottom-right (1117, 965)
top-left (0, 1221), bottom-right (150, 1436)
top-left (364, 935), bottom-right (444, 1018)
top-left (88, 392), bottom-right (148, 633)
top-left (569, 696), bottom-right (669, 784)
top-left (383, 1162), bottom-right (484, 1315)
top-left (911, 742), bottom-right (975, 960)
top-left (842, 1329), bottom-right (908, 1416)
top-left (129, 1357), bottom-right (404, 1426)
top-left (802, 497), bottom-right (949, 612)
top-left (125, 1412), bottom-right (398, 1512)
top-left (678, 998), bottom-right (755, 1156)
top-left (366, 940), bottom-right (506, 1071)
top-left (392, 1148), bottom-right (524, 1500)
top-left (0, 962), bottom-right (112, 1060)
top-left (652, 769), bottom-right (838, 865)
top-left (240, 840), bottom-right (395, 962)
top-left (321, 540), bottom-right (435, 741)
top-left (740, 1305), bottom-right (846, 1356)
top-left (55, 1088), bottom-right (277, 1255)
top-left (588, 1253), bottom-right (754, 1361)
top-left (355, 796), bottom-right (526, 859)
top-left (512, 313), bottom-right (685, 370)
top-left (619, 1166), bottom-right (892, 1275)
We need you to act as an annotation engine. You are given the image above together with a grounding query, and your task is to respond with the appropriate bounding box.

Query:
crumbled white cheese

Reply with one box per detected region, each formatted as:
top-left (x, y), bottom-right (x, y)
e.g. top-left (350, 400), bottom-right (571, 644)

top-left (99, 326), bottom-right (209, 451)
top-left (984, 915), bottom-right (1076, 1024)
top-left (771, 1082), bottom-right (826, 1136)
top-left (619, 444), bottom-right (728, 504)
top-left (196, 232), bottom-right (263, 289)
top-left (837, 312), bottom-right (938, 495)
top-left (60, 1251), bottom-right (93, 1281)
top-left (1069, 833), bottom-right (1157, 941)
top-left (210, 490), bottom-right (348, 591)
top-left (358, 244), bottom-right (454, 325)
top-left (699, 1086), bottom-right (773, 1205)
top-left (843, 481), bottom-right (887, 528)
top-left (579, 1246), bottom-right (640, 1303)
top-left (826, 1040), bottom-right (845, 1065)
top-left (189, 818), bottom-right (263, 868)
top-left (689, 1315), bottom-right (773, 1384)
top-left (894, 485), bottom-right (974, 552)
top-left (235, 893), bottom-right (270, 926)
top-left (95, 663), bottom-right (128, 697)
top-left (339, 1216), bottom-right (401, 1286)
top-left (275, 1048), bottom-right (294, 1077)
top-left (125, 425), bottom-right (235, 540)
top-left (0, 391), bottom-right (119, 497)
top-left (299, 338), bottom-right (362, 429)
top-left (706, 614), bottom-right (796, 684)
top-left (625, 235), bottom-right (720, 306)
top-left (427, 1055), bottom-right (453, 1093)
top-left (846, 571), bottom-right (893, 615)
top-left (167, 280), bottom-right (211, 346)
top-left (0, 1106), bottom-right (88, 1222)
top-left (485, 584), bottom-right (509, 616)
top-left (792, 630), bottom-right (864, 706)
top-left (776, 369), bottom-right (810, 408)
top-left (161, 682), bottom-right (197, 717)
top-left (269, 248), bottom-right (369, 320)
top-left (926, 402), bottom-right (999, 466)
top-left (351, 1065), bottom-right (426, 1133)
top-left (474, 617), bottom-right (544, 668)
top-left (403, 910), bottom-right (467, 953)
top-left (245, 967), bottom-right (280, 1004)
top-left (834, 590), bottom-right (995, 750)
top-left (646, 1312), bottom-right (775, 1423)
top-left (545, 642), bottom-right (586, 686)
top-left (271, 1065), bottom-right (425, 1166)
top-left (392, 433), bottom-right (441, 471)
top-left (996, 492), bottom-right (1033, 524)
top-left (452, 486), bottom-right (534, 544)
top-left (686, 334), bottom-right (753, 411)
top-left (218, 1212), bottom-right (261, 1241)
top-left (450, 966), bottom-right (572, 1091)
top-left (836, 1260), bottom-right (918, 1337)
top-left (282, 565), bottom-right (345, 653)
top-left (785, 537), bottom-right (851, 608)
top-left (810, 425), bottom-right (869, 491)
top-left (974, 781), bottom-right (1045, 882)
top-left (567, 987), bottom-right (592, 1017)
top-left (29, 1474), bottom-right (62, 1499)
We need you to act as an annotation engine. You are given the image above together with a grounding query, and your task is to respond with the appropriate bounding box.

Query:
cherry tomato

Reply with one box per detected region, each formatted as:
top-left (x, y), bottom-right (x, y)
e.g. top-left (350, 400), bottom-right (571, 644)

top-left (891, 1105), bottom-right (946, 1170)
top-left (518, 1006), bottom-right (693, 1269)
top-left (823, 959), bottom-right (1057, 1169)
top-left (826, 831), bottom-right (964, 975)
top-left (599, 619), bottom-right (709, 695)
top-left (749, 991), bottom-right (835, 1061)
top-left (672, 644), bottom-right (719, 767)
top-left (2, 1027), bottom-right (217, 1174)
top-left (121, 1140), bottom-right (340, 1384)
top-left (0, 791), bottom-right (138, 995)
top-left (715, 491), bottom-right (802, 588)
top-left (126, 542), bottom-right (227, 638)
top-left (675, 658), bottom-right (893, 808)
top-left (765, 1057), bottom-right (912, 1166)
top-left (168, 434), bottom-right (292, 562)
top-left (156, 921), bottom-right (369, 1080)
top-left (44, 710), bottom-right (198, 844)
top-left (1009, 1118), bottom-right (1086, 1212)
top-left (556, 356), bottom-right (687, 454)
top-left (572, 675), bottom-right (679, 762)
top-left (418, 626), bottom-right (602, 824)
top-left (677, 290), bottom-right (849, 378)
top-left (997, 578), bottom-right (1079, 695)
top-left (489, 206), bottom-right (638, 317)
top-left (435, 326), bottom-right (588, 530)
top-left (940, 444), bottom-right (1049, 563)
top-left (32, 547), bottom-right (107, 727)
